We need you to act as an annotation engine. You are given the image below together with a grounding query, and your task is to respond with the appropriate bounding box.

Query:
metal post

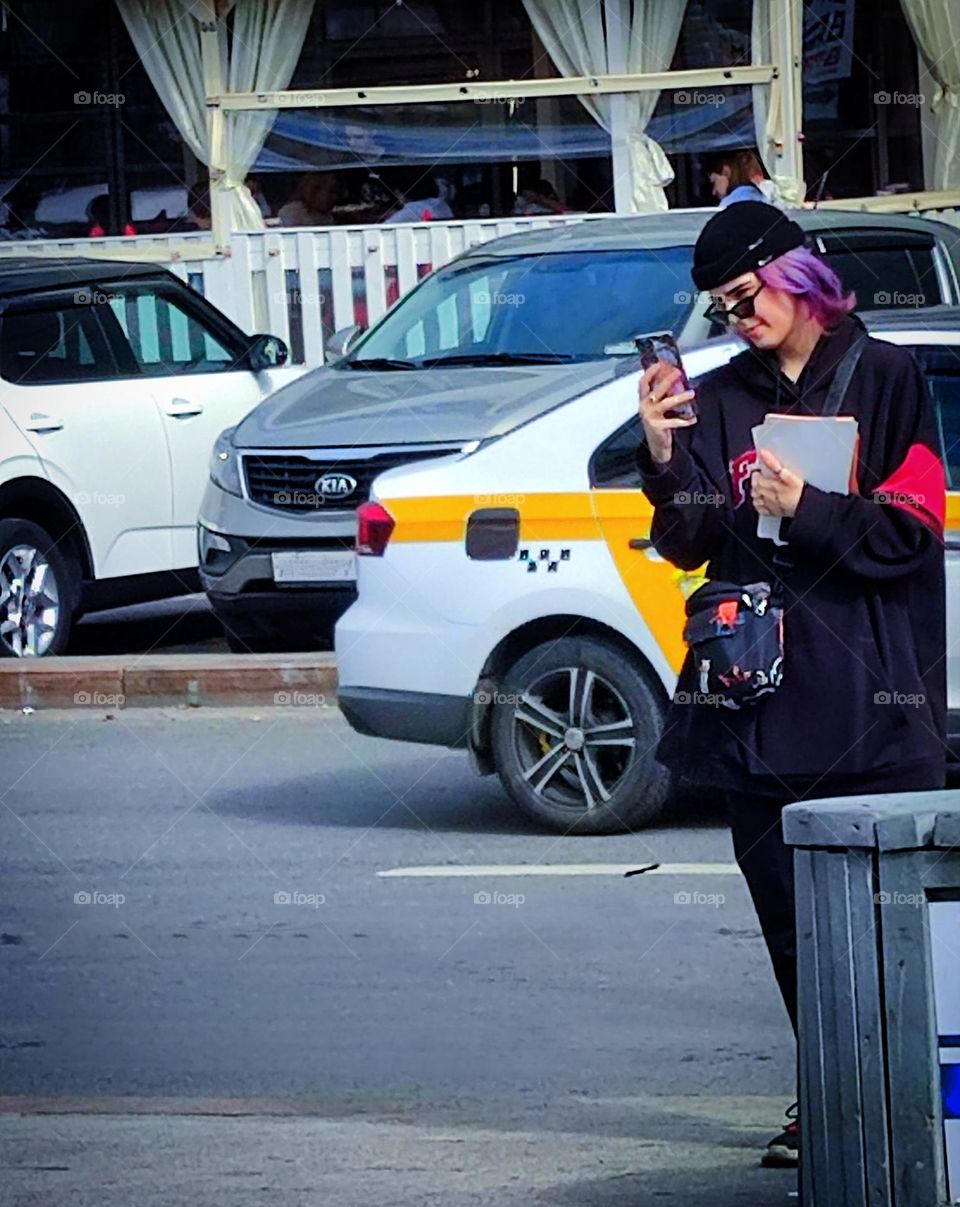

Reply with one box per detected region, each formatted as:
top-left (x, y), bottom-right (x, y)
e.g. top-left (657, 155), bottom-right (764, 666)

top-left (784, 791), bottom-right (960, 1206)
top-left (769, 0), bottom-right (806, 200)
top-left (199, 13), bottom-right (230, 256)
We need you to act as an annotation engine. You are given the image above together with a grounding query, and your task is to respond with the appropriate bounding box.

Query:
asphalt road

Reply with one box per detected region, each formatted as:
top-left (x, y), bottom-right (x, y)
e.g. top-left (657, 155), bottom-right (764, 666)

top-left (0, 707), bottom-right (798, 1205)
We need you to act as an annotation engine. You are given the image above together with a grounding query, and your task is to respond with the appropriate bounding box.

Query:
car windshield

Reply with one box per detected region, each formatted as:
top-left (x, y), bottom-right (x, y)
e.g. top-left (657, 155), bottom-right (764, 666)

top-left (342, 247), bottom-right (695, 368)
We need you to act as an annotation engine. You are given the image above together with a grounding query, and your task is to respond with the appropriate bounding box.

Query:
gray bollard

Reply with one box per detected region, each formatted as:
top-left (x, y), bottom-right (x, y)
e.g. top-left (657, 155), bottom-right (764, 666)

top-left (783, 791), bottom-right (960, 1206)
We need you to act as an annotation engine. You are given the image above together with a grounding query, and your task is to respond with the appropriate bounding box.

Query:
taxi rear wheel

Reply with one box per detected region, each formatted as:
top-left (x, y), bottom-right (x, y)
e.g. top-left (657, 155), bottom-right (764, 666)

top-left (490, 636), bottom-right (670, 834)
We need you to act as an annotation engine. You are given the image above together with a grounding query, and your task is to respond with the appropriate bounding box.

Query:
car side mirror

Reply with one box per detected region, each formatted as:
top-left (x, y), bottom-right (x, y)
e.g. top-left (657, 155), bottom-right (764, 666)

top-left (246, 333), bottom-right (289, 372)
top-left (325, 323), bottom-right (365, 364)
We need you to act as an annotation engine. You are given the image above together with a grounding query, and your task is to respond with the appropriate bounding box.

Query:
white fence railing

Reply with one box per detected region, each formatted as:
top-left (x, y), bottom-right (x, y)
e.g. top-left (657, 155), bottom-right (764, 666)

top-left (0, 214), bottom-right (603, 368)
top-left (3, 198), bottom-right (959, 369)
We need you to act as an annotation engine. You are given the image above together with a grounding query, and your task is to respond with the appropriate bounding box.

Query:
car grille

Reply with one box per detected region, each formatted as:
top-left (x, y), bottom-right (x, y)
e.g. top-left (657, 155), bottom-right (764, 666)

top-left (242, 447), bottom-right (462, 513)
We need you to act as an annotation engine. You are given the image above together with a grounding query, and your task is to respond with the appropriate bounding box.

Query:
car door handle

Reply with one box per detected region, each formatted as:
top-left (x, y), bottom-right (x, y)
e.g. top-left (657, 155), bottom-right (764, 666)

top-left (629, 537), bottom-right (653, 549)
top-left (23, 412), bottom-right (64, 433)
top-left (164, 397), bottom-right (203, 418)
top-left (946, 528), bottom-right (960, 552)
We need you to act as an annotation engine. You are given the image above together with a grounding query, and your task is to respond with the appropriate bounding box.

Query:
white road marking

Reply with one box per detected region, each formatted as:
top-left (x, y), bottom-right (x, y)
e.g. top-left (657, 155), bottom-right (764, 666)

top-left (378, 863), bottom-right (741, 878)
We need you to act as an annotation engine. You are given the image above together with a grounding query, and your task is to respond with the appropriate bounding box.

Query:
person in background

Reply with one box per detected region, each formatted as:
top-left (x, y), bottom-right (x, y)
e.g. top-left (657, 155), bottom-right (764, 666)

top-left (244, 174), bottom-right (271, 220)
top-left (705, 148), bottom-right (782, 208)
top-left (0, 181), bottom-right (48, 240)
top-left (382, 172), bottom-right (455, 224)
top-left (512, 178), bottom-right (570, 216)
top-left (164, 183), bottom-right (212, 233)
top-left (86, 193), bottom-right (137, 237)
top-left (277, 172), bottom-right (340, 227)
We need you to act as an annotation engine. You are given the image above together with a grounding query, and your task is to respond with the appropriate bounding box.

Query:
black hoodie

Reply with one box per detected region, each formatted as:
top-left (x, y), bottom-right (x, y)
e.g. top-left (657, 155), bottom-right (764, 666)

top-left (637, 313), bottom-right (947, 793)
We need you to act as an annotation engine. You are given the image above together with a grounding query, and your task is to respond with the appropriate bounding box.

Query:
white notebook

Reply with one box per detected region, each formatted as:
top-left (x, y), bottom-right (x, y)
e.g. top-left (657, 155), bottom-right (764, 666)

top-left (751, 414), bottom-right (860, 545)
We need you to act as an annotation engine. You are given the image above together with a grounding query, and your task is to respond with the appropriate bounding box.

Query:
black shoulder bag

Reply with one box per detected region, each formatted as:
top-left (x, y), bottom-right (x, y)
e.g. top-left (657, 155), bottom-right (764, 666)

top-left (680, 334), bottom-right (868, 710)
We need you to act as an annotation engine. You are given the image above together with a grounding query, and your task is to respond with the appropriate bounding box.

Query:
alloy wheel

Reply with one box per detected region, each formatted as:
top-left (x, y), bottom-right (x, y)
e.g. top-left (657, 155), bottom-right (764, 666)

top-left (511, 665), bottom-right (637, 812)
top-left (0, 544), bottom-right (61, 657)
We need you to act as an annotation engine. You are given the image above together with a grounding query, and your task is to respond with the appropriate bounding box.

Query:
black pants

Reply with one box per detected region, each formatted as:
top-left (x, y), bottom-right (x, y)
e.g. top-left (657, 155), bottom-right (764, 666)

top-left (723, 764), bottom-right (946, 1036)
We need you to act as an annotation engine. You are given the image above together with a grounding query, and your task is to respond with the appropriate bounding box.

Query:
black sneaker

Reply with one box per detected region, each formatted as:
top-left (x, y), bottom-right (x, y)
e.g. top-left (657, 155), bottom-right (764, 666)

top-left (761, 1102), bottom-right (799, 1168)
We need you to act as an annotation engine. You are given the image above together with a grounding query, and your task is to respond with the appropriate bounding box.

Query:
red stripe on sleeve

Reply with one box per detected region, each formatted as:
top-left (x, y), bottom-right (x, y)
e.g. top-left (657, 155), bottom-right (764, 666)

top-left (872, 442), bottom-right (945, 536)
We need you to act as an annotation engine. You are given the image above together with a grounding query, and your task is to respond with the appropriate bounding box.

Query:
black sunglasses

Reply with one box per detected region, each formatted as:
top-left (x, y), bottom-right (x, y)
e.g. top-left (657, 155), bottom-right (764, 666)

top-left (704, 281), bottom-right (766, 327)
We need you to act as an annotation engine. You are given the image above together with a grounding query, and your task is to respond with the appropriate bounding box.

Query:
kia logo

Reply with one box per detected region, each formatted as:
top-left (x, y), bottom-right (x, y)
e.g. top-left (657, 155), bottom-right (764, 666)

top-left (315, 472), bottom-right (358, 498)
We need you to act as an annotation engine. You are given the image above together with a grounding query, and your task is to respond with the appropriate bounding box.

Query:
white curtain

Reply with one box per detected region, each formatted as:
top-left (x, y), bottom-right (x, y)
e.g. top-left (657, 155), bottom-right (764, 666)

top-left (751, 0), bottom-right (805, 206)
top-left (116, 0), bottom-right (314, 230)
top-left (522, 0), bottom-right (687, 213)
top-left (751, 0), bottom-right (776, 174)
top-left (898, 0), bottom-right (960, 191)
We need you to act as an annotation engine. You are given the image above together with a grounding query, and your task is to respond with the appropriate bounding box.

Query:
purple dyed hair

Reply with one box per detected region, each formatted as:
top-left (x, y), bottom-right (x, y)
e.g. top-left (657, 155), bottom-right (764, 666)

top-left (755, 245), bottom-right (856, 328)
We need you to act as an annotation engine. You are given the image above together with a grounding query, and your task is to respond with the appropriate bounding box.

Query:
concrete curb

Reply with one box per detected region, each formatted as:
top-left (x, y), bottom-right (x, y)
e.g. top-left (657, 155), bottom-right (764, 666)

top-left (0, 654), bottom-right (338, 710)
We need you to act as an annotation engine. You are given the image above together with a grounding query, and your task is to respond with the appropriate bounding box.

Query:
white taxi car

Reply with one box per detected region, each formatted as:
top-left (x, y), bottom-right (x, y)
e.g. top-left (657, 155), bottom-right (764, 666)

top-left (336, 310), bottom-right (960, 833)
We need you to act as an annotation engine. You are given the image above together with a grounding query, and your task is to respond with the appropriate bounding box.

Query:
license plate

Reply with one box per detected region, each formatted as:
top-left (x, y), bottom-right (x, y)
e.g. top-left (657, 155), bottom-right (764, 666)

top-left (271, 550), bottom-right (357, 584)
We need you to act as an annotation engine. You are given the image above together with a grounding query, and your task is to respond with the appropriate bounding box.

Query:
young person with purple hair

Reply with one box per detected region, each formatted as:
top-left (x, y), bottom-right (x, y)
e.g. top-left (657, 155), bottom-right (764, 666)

top-left (636, 202), bottom-right (946, 1169)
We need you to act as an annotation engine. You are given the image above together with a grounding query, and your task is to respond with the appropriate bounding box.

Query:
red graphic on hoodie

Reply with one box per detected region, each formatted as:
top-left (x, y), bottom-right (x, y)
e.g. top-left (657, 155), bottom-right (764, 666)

top-left (729, 448), bottom-right (761, 508)
top-left (872, 442), bottom-right (945, 536)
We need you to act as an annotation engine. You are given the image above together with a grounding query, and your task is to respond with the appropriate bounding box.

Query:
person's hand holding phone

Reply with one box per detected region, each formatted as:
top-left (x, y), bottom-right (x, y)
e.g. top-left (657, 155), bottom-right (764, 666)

top-left (638, 361), bottom-right (698, 465)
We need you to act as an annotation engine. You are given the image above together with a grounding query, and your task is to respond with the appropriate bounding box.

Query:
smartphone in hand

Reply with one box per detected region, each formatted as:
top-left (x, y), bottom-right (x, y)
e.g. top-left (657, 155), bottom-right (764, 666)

top-left (637, 332), bottom-right (696, 420)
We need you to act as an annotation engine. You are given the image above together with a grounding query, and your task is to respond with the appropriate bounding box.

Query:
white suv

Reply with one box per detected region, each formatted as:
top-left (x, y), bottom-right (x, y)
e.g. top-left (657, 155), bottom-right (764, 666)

top-left (0, 257), bottom-right (299, 656)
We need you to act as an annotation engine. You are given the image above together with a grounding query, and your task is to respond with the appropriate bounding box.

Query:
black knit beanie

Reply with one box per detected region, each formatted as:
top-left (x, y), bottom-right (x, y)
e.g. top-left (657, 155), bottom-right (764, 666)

top-left (691, 201), bottom-right (806, 291)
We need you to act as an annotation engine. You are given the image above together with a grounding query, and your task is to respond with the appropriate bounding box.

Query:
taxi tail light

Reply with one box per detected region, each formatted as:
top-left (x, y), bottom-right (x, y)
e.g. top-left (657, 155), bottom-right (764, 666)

top-left (356, 501), bottom-right (395, 556)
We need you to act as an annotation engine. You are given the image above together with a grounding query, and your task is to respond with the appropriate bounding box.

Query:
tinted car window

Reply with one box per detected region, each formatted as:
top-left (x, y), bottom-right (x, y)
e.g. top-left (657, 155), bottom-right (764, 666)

top-left (590, 417), bottom-right (645, 488)
top-left (819, 231), bottom-right (943, 309)
top-left (913, 344), bottom-right (960, 488)
top-left (107, 286), bottom-right (236, 375)
top-left (0, 302), bottom-right (116, 384)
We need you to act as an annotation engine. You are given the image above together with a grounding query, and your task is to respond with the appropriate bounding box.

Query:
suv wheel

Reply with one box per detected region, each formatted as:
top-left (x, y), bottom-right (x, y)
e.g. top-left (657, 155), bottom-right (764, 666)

top-left (0, 519), bottom-right (77, 658)
top-left (490, 636), bottom-right (671, 834)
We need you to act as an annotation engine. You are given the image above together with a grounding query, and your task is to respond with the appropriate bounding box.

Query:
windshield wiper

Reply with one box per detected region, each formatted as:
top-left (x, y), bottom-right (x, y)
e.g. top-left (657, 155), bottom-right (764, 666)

top-left (341, 357), bottom-right (419, 371)
top-left (415, 351), bottom-right (585, 367)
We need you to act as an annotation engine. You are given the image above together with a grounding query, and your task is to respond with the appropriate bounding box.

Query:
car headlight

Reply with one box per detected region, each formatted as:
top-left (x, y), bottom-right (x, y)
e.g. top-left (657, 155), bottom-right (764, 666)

top-left (210, 427), bottom-right (243, 497)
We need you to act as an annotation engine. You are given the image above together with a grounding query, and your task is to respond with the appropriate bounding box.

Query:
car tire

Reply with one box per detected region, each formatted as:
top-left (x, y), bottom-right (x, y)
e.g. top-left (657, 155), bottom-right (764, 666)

top-left (0, 519), bottom-right (78, 658)
top-left (490, 635), bottom-right (671, 834)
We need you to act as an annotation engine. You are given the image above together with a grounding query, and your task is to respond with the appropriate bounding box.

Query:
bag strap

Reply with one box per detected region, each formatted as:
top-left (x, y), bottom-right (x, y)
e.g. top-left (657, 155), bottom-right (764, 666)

top-left (820, 333), bottom-right (869, 417)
